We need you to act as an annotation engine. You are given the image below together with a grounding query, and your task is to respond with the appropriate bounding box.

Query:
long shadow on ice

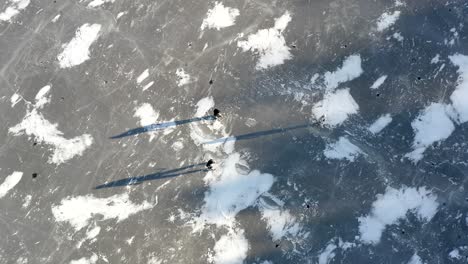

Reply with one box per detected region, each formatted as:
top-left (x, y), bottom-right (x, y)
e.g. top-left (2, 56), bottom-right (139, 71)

top-left (94, 163), bottom-right (207, 189)
top-left (110, 115), bottom-right (215, 139)
top-left (203, 123), bottom-right (317, 145)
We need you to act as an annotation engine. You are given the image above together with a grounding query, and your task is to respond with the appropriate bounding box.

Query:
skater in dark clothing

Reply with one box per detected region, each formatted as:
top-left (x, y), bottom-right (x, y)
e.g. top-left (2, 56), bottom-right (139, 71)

top-left (213, 109), bottom-right (221, 119)
top-left (206, 159), bottom-right (215, 170)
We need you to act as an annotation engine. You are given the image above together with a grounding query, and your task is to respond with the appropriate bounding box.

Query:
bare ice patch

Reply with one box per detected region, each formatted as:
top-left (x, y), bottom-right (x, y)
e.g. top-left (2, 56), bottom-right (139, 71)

top-left (57, 23), bottom-right (101, 68)
top-left (405, 103), bottom-right (455, 162)
top-left (368, 114), bottom-right (392, 134)
top-left (201, 2), bottom-right (239, 30)
top-left (9, 86), bottom-right (93, 164)
top-left (370, 75), bottom-right (388, 89)
top-left (237, 12), bottom-right (292, 70)
top-left (0, 171), bottom-right (23, 199)
top-left (176, 68), bottom-right (190, 86)
top-left (358, 187), bottom-right (438, 244)
top-left (376, 11), bottom-right (401, 32)
top-left (324, 137), bottom-right (362, 162)
top-left (51, 193), bottom-right (154, 232)
top-left (0, 0), bottom-right (30, 22)
top-left (323, 55), bottom-right (363, 91)
top-left (312, 88), bottom-right (359, 127)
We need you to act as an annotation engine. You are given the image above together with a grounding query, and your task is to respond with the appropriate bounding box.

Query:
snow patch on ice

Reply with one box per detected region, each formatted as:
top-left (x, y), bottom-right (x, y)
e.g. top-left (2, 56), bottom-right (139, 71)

top-left (358, 187), bottom-right (438, 244)
top-left (237, 12), bottom-right (292, 70)
top-left (35, 85), bottom-right (51, 108)
top-left (51, 14), bottom-right (60, 22)
top-left (52, 193), bottom-right (154, 231)
top-left (370, 75), bottom-right (387, 89)
top-left (0, 171), bottom-right (23, 199)
top-left (10, 93), bottom-right (21, 107)
top-left (195, 153), bottom-right (274, 229)
top-left (376, 11), bottom-right (401, 31)
top-left (312, 88), bottom-right (359, 127)
top-left (134, 103), bottom-right (159, 141)
top-left (448, 54), bottom-right (468, 123)
top-left (318, 243), bottom-right (337, 264)
top-left (212, 229), bottom-right (248, 264)
top-left (405, 103), bottom-right (455, 162)
top-left (368, 114), bottom-right (392, 134)
top-left (142, 81), bottom-right (154, 91)
top-left (407, 253), bottom-right (424, 264)
top-left (449, 249), bottom-right (461, 259)
top-left (324, 137), bottom-right (362, 162)
top-left (88, 0), bottom-right (114, 8)
top-left (431, 54), bottom-right (440, 64)
top-left (323, 55), bottom-right (363, 91)
top-left (57, 23), bottom-right (101, 68)
top-left (0, 0), bottom-right (30, 22)
top-left (201, 2), bottom-right (239, 30)
top-left (392, 32), bottom-right (404, 41)
top-left (257, 198), bottom-right (301, 240)
top-left (176, 68), bottom-right (190, 86)
top-left (69, 254), bottom-right (98, 264)
top-left (195, 96), bottom-right (214, 117)
top-left (136, 69), bottom-right (149, 84)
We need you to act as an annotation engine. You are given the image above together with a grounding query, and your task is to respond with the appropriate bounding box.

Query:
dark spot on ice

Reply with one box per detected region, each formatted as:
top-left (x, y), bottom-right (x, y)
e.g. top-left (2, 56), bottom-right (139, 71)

top-left (343, 44), bottom-right (347, 48)
top-left (417, 76), bottom-right (422, 80)
top-left (458, 235), bottom-right (462, 239)
top-left (209, 79), bottom-right (213, 85)
top-left (401, 230), bottom-right (405, 234)
top-left (449, 8), bottom-right (452, 12)
top-left (188, 42), bottom-right (192, 47)
top-left (32, 173), bottom-right (38, 178)
top-left (275, 244), bottom-right (280, 248)
top-left (306, 204), bottom-right (310, 208)
top-left (411, 58), bottom-right (416, 62)
top-left (104, 80), bottom-right (108, 84)
top-left (376, 93), bottom-right (380, 97)
top-left (442, 202), bottom-right (446, 206)
top-left (33, 142), bottom-right (37, 146)
top-left (60, 97), bottom-right (64, 101)
top-left (291, 44), bottom-right (296, 48)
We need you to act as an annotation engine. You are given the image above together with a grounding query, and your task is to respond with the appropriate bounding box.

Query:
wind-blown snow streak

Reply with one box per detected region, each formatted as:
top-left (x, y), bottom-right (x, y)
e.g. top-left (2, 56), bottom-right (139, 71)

top-left (376, 11), bottom-right (401, 31)
top-left (69, 254), bottom-right (98, 264)
top-left (370, 75), bottom-right (388, 89)
top-left (312, 88), bottom-right (359, 127)
top-left (87, 0), bottom-right (114, 7)
top-left (238, 12), bottom-right (292, 70)
top-left (52, 193), bottom-right (154, 231)
top-left (323, 55), bottom-right (363, 91)
top-left (0, 0), bottom-right (30, 22)
top-left (368, 114), bottom-right (392, 134)
top-left (324, 137), bottom-right (362, 161)
top-left (0, 172), bottom-right (23, 198)
top-left (136, 69), bottom-right (149, 84)
top-left (318, 243), bottom-right (337, 264)
top-left (448, 54), bottom-right (468, 123)
top-left (9, 86), bottom-right (93, 164)
top-left (10, 93), bottom-right (20, 107)
top-left (405, 103), bottom-right (455, 162)
top-left (201, 2), bottom-right (239, 30)
top-left (358, 187), bottom-right (438, 244)
top-left (57, 23), bottom-right (101, 68)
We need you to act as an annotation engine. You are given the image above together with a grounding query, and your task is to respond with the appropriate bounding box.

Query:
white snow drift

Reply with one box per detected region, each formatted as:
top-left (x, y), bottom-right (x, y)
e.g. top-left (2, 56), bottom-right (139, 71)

top-left (0, 0), bottom-right (30, 22)
top-left (376, 11), bottom-right (401, 31)
top-left (9, 86), bottom-right (93, 164)
top-left (324, 137), bottom-right (362, 162)
top-left (312, 88), bottom-right (359, 127)
top-left (52, 193), bottom-right (153, 231)
top-left (176, 68), bottom-right (191, 86)
top-left (370, 75), bottom-right (388, 89)
top-left (323, 55), bottom-right (363, 91)
top-left (405, 103), bottom-right (455, 162)
top-left (358, 187), bottom-right (438, 244)
top-left (449, 54), bottom-right (468, 123)
top-left (368, 114), bottom-right (392, 134)
top-left (237, 12), bottom-right (292, 70)
top-left (136, 69), bottom-right (149, 84)
top-left (87, 0), bottom-right (114, 8)
top-left (0, 171), bottom-right (23, 199)
top-left (57, 23), bottom-right (101, 68)
top-left (201, 2), bottom-right (239, 30)
top-left (69, 254), bottom-right (98, 264)
top-left (212, 229), bottom-right (248, 264)
top-left (258, 199), bottom-right (301, 240)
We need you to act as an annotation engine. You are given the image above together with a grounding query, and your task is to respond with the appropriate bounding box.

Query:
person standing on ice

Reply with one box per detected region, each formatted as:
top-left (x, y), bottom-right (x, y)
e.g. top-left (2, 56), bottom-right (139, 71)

top-left (206, 159), bottom-right (215, 170)
top-left (213, 108), bottom-right (221, 119)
